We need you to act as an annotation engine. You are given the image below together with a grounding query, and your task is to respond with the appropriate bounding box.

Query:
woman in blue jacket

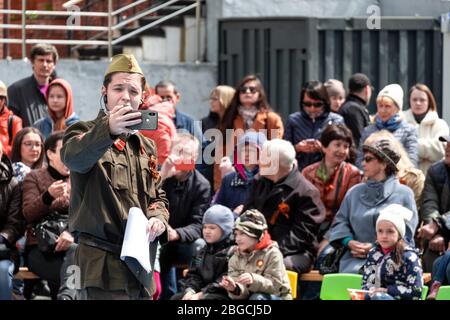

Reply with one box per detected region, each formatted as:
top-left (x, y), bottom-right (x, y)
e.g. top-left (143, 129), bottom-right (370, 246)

top-left (284, 80), bottom-right (343, 171)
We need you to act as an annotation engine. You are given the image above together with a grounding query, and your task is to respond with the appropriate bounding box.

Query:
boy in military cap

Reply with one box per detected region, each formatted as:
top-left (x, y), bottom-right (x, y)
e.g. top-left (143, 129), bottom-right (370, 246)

top-left (60, 54), bottom-right (169, 300)
top-left (220, 209), bottom-right (292, 300)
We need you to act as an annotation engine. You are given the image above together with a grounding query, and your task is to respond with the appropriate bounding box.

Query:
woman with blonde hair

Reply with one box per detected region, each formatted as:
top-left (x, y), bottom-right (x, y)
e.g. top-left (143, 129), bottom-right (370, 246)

top-left (202, 85), bottom-right (235, 133)
top-left (363, 130), bottom-right (425, 209)
top-left (404, 83), bottom-right (449, 174)
top-left (201, 85), bottom-right (236, 189)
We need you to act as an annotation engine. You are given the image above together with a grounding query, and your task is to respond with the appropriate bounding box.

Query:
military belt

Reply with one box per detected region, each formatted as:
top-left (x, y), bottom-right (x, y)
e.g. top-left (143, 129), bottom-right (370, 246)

top-left (79, 233), bottom-right (122, 256)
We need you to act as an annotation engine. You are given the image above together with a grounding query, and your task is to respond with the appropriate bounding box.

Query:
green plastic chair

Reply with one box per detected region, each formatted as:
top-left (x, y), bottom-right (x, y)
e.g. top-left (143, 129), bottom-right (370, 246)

top-left (421, 286), bottom-right (428, 300)
top-left (436, 285), bottom-right (450, 300)
top-left (320, 273), bottom-right (363, 300)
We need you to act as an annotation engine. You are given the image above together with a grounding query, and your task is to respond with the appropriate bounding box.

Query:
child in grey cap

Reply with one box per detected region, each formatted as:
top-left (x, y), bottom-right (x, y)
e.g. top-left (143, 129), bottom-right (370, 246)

top-left (171, 204), bottom-right (234, 300)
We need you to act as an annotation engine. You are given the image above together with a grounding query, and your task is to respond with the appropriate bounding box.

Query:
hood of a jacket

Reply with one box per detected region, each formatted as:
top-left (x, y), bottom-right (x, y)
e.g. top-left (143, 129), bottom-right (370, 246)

top-left (45, 78), bottom-right (74, 121)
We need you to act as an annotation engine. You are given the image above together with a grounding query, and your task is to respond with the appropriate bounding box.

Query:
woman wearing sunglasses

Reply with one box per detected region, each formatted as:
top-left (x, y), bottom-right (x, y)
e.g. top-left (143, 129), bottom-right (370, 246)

top-left (221, 75), bottom-right (284, 139)
top-left (284, 80), bottom-right (344, 171)
top-left (328, 138), bottom-right (418, 274)
top-left (216, 75), bottom-right (284, 192)
top-left (363, 130), bottom-right (425, 211)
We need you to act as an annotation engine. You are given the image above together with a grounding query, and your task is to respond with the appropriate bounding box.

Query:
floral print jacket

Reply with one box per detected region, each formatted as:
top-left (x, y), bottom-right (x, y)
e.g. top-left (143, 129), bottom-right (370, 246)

top-left (362, 244), bottom-right (423, 300)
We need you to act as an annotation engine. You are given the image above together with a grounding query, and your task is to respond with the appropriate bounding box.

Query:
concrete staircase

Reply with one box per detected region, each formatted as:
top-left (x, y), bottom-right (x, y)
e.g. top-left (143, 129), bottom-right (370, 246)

top-left (76, 0), bottom-right (206, 62)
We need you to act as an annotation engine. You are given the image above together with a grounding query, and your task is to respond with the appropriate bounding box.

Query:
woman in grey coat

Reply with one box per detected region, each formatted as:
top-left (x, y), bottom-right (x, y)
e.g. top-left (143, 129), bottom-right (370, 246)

top-left (356, 84), bottom-right (418, 168)
top-left (329, 138), bottom-right (418, 274)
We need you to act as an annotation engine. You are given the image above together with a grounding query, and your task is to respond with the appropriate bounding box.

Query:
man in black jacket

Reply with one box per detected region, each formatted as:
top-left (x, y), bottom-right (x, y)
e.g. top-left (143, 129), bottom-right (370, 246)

top-left (339, 73), bottom-right (373, 147)
top-left (418, 135), bottom-right (450, 272)
top-left (7, 44), bottom-right (58, 127)
top-left (244, 139), bottom-right (326, 273)
top-left (159, 133), bottom-right (211, 299)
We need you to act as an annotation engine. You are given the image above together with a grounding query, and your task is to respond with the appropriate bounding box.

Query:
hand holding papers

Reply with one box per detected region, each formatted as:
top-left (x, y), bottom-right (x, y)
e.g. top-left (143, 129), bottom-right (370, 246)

top-left (147, 217), bottom-right (165, 242)
top-left (121, 207), bottom-right (163, 273)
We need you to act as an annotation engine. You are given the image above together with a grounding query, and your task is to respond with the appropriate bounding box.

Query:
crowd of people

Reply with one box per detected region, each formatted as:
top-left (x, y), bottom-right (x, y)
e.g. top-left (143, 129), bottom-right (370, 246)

top-left (0, 43), bottom-right (450, 300)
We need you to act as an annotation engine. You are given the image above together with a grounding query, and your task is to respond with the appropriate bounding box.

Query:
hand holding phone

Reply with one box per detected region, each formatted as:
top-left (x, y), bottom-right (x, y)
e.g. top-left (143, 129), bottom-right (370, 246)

top-left (127, 110), bottom-right (158, 131)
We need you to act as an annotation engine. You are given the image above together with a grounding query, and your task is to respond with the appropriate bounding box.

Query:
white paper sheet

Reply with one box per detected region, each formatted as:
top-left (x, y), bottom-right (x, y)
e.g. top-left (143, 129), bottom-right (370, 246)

top-left (120, 207), bottom-right (152, 273)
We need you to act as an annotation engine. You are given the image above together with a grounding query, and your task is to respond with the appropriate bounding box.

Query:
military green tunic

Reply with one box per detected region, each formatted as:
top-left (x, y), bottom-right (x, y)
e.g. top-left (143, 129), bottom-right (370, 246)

top-left (61, 111), bottom-right (169, 297)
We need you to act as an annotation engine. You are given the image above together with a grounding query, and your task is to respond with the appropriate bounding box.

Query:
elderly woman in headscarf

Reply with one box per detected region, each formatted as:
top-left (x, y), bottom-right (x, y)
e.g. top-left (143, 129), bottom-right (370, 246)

top-left (328, 138), bottom-right (418, 273)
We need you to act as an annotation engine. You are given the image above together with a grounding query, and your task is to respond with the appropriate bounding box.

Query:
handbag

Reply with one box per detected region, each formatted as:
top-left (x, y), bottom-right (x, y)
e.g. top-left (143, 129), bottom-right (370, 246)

top-left (318, 245), bottom-right (346, 275)
top-left (33, 212), bottom-right (68, 254)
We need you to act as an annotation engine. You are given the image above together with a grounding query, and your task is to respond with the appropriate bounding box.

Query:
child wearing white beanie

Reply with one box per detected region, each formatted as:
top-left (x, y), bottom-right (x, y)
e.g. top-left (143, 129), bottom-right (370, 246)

top-left (361, 203), bottom-right (423, 300)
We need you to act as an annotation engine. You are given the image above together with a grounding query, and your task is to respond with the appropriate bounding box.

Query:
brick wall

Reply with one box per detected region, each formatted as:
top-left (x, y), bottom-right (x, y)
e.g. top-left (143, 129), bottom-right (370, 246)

top-left (3, 0), bottom-right (153, 59)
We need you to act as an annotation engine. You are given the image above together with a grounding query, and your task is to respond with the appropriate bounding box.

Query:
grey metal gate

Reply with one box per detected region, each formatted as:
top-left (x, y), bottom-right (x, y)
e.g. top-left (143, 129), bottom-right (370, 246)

top-left (219, 17), bottom-right (443, 119)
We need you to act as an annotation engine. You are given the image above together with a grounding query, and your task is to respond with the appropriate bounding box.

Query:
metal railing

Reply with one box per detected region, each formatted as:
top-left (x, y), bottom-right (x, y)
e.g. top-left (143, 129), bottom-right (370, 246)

top-left (0, 0), bottom-right (203, 60)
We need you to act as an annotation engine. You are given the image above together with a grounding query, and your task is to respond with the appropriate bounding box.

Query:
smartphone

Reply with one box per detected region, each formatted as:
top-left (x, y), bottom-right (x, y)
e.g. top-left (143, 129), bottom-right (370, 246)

top-left (128, 110), bottom-right (158, 131)
top-left (305, 138), bottom-right (315, 144)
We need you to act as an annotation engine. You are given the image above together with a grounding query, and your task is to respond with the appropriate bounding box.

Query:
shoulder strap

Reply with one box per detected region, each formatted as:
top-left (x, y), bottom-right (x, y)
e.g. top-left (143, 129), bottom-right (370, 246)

top-left (332, 163), bottom-right (345, 213)
top-left (8, 114), bottom-right (14, 145)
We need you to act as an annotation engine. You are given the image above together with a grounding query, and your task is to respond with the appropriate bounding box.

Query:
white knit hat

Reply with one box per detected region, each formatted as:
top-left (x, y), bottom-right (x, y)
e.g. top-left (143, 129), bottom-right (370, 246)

top-left (376, 204), bottom-right (413, 238)
top-left (377, 84), bottom-right (404, 111)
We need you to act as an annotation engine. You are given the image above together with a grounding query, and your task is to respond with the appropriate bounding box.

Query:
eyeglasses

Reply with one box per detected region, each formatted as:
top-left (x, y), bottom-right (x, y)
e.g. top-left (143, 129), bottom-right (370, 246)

top-left (239, 86), bottom-right (258, 94)
top-left (22, 141), bottom-right (42, 149)
top-left (363, 155), bottom-right (377, 163)
top-left (302, 101), bottom-right (324, 108)
top-left (209, 96), bottom-right (219, 101)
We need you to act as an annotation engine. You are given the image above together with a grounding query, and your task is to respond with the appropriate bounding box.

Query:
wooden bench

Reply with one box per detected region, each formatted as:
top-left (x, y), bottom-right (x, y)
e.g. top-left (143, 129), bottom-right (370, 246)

top-left (299, 270), bottom-right (323, 282)
top-left (15, 266), bottom-right (431, 286)
top-left (297, 270), bottom-right (431, 284)
top-left (15, 267), bottom-right (39, 280)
